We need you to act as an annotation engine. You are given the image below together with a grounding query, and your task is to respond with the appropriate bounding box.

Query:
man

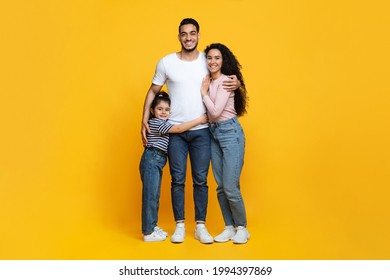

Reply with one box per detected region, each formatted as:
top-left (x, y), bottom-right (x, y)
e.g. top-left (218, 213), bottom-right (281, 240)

top-left (141, 18), bottom-right (240, 244)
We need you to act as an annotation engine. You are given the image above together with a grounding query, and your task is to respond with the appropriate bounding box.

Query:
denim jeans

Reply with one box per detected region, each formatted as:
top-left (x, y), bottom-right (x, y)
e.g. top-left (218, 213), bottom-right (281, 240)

top-left (139, 147), bottom-right (167, 235)
top-left (209, 116), bottom-right (247, 227)
top-left (168, 128), bottom-right (211, 222)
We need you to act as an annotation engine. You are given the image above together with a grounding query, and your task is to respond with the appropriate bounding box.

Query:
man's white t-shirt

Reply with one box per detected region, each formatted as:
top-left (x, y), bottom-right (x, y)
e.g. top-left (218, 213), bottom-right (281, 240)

top-left (152, 52), bottom-right (209, 130)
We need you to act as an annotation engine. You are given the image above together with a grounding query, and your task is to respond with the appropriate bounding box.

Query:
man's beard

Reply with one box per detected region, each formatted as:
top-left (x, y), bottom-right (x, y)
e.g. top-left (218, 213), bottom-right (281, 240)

top-left (182, 42), bottom-right (198, 53)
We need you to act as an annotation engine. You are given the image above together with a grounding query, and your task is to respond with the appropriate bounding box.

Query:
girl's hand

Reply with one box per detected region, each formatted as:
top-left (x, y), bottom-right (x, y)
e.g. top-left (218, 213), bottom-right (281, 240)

top-left (201, 75), bottom-right (211, 96)
top-left (199, 114), bottom-right (208, 124)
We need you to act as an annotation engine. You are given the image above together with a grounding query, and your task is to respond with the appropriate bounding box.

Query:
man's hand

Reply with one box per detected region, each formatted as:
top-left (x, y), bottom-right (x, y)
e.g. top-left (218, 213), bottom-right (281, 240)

top-left (141, 122), bottom-right (150, 146)
top-left (141, 84), bottom-right (163, 146)
top-left (222, 75), bottom-right (241, 91)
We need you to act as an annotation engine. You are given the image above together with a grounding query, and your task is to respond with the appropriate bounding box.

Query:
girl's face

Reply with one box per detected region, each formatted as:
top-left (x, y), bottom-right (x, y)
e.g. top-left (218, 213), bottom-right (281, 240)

top-left (151, 101), bottom-right (170, 120)
top-left (206, 48), bottom-right (223, 77)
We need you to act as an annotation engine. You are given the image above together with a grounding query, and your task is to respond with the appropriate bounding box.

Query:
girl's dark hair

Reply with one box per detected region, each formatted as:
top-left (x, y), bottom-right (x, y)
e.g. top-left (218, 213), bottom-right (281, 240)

top-left (150, 91), bottom-right (170, 118)
top-left (204, 43), bottom-right (248, 116)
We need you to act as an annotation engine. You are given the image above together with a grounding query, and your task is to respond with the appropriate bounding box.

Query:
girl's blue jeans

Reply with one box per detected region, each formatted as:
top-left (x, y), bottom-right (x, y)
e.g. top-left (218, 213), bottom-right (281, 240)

top-left (139, 147), bottom-right (167, 235)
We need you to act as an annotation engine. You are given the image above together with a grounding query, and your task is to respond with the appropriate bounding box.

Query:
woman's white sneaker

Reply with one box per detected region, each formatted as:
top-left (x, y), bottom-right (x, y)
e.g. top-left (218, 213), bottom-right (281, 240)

top-left (232, 226), bottom-right (250, 244)
top-left (214, 226), bottom-right (236, 242)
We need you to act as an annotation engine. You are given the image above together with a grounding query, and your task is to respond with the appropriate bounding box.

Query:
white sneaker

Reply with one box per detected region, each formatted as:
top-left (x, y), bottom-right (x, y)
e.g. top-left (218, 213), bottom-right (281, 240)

top-left (171, 224), bottom-right (185, 243)
top-left (232, 226), bottom-right (250, 244)
top-left (154, 226), bottom-right (168, 237)
top-left (214, 226), bottom-right (236, 242)
top-left (194, 224), bottom-right (213, 244)
top-left (144, 228), bottom-right (166, 242)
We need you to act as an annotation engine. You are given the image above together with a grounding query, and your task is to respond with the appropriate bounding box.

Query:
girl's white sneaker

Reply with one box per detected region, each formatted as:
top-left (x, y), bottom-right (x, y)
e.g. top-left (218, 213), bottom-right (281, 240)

top-left (144, 228), bottom-right (166, 242)
top-left (154, 226), bottom-right (168, 237)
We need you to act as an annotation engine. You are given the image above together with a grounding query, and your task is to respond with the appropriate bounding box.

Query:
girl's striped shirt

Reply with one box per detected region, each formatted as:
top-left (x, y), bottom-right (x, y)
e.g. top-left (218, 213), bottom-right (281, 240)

top-left (146, 118), bottom-right (174, 153)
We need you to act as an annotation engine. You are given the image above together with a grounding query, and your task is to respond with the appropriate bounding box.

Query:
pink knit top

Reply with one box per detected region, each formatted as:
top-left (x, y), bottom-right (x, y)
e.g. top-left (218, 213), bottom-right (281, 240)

top-left (202, 74), bottom-right (236, 123)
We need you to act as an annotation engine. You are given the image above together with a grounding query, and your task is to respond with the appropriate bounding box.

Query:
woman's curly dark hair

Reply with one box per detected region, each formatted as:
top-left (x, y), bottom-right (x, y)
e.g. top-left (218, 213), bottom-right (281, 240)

top-left (204, 43), bottom-right (248, 116)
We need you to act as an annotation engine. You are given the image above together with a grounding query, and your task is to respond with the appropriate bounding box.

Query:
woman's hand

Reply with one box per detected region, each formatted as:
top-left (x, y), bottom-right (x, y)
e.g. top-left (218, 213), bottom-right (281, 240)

top-left (201, 75), bottom-right (211, 97)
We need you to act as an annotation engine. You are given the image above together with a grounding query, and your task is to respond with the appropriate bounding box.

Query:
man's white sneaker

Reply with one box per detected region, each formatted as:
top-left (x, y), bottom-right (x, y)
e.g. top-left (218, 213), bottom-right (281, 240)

top-left (214, 226), bottom-right (236, 242)
top-left (171, 224), bottom-right (185, 243)
top-left (154, 226), bottom-right (168, 237)
top-left (144, 228), bottom-right (166, 242)
top-left (194, 225), bottom-right (213, 244)
top-left (232, 226), bottom-right (250, 244)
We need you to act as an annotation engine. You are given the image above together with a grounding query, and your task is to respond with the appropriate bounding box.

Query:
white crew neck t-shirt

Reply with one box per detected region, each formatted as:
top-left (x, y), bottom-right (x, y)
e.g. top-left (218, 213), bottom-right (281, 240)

top-left (152, 52), bottom-right (209, 130)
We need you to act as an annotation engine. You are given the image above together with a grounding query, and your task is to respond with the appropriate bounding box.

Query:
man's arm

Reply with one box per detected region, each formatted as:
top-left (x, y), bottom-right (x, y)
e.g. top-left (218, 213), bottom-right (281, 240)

top-left (222, 75), bottom-right (241, 91)
top-left (141, 84), bottom-right (163, 145)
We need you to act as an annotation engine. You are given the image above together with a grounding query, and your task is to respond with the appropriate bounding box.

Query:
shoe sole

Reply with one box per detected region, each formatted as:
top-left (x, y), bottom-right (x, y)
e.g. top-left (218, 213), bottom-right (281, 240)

top-left (170, 235), bottom-right (185, 243)
top-left (233, 233), bottom-right (250, 244)
top-left (171, 239), bottom-right (184, 243)
top-left (214, 238), bottom-right (233, 243)
top-left (144, 238), bottom-right (166, 242)
top-left (233, 240), bottom-right (247, 244)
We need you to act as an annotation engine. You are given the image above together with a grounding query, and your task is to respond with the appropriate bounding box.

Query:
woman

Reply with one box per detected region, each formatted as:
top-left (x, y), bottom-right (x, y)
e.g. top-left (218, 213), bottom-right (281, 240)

top-left (201, 43), bottom-right (250, 244)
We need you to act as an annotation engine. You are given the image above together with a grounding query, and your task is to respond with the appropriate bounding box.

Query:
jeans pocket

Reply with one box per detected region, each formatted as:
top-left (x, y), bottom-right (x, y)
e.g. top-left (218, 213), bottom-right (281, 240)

top-left (218, 123), bottom-right (235, 134)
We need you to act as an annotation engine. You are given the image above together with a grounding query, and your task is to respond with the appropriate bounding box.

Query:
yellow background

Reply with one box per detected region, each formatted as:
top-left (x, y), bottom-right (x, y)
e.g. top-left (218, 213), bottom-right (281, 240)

top-left (1, 0), bottom-right (389, 260)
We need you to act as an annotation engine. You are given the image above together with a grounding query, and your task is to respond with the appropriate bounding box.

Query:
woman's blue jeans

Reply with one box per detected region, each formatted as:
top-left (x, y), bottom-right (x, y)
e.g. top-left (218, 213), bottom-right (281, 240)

top-left (209, 116), bottom-right (247, 227)
top-left (139, 148), bottom-right (167, 235)
top-left (168, 128), bottom-right (211, 222)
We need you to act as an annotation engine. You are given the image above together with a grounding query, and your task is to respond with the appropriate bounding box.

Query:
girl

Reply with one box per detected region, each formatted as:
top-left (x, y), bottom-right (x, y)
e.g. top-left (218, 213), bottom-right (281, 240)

top-left (201, 43), bottom-right (249, 244)
top-left (140, 91), bottom-right (207, 241)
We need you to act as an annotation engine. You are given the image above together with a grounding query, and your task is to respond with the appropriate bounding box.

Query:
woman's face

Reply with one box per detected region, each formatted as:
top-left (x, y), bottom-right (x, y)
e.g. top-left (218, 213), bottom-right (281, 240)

top-left (206, 48), bottom-right (223, 76)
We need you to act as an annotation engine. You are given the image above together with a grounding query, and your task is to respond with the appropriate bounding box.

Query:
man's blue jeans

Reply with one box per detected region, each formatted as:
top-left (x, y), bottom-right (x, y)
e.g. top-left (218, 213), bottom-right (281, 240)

top-left (209, 116), bottom-right (247, 227)
top-left (168, 128), bottom-right (211, 222)
top-left (139, 148), bottom-right (167, 235)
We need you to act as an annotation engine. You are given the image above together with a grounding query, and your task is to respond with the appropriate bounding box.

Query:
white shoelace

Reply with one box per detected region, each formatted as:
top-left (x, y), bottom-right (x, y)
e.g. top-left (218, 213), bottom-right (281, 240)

top-left (155, 226), bottom-right (167, 236)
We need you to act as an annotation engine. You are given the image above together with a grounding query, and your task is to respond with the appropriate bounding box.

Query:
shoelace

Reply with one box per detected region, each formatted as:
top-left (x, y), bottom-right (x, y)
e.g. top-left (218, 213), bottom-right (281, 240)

top-left (197, 227), bottom-right (210, 236)
top-left (155, 226), bottom-right (167, 235)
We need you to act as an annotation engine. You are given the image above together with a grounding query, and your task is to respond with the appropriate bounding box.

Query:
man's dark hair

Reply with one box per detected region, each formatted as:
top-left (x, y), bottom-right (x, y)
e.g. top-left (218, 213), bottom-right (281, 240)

top-left (179, 18), bottom-right (200, 33)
